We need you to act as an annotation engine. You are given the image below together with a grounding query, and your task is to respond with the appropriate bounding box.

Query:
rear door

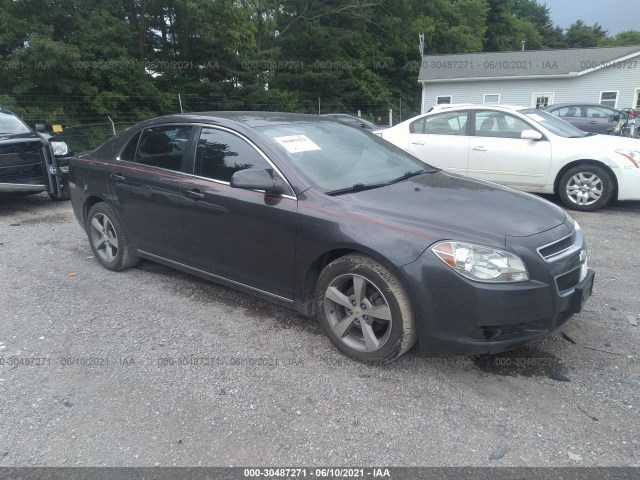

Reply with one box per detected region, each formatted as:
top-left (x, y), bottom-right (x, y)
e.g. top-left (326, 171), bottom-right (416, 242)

top-left (107, 124), bottom-right (195, 263)
top-left (406, 110), bottom-right (470, 174)
top-left (467, 110), bottom-right (552, 190)
top-left (180, 126), bottom-right (297, 298)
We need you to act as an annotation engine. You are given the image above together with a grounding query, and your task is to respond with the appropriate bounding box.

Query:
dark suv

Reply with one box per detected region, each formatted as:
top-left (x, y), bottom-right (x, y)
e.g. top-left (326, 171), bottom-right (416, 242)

top-left (0, 108), bottom-right (70, 200)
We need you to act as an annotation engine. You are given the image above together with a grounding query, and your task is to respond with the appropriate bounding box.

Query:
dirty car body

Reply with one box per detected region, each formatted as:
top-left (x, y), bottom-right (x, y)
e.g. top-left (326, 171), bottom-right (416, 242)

top-left (0, 108), bottom-right (69, 199)
top-left (68, 112), bottom-right (595, 360)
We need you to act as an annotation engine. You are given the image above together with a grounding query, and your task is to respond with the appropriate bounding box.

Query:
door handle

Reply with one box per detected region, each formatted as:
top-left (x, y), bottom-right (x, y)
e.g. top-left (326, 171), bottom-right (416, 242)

top-left (183, 188), bottom-right (205, 200)
top-left (472, 146), bottom-right (487, 151)
top-left (110, 173), bottom-right (125, 181)
top-left (588, 120), bottom-right (598, 124)
top-left (410, 140), bottom-right (425, 145)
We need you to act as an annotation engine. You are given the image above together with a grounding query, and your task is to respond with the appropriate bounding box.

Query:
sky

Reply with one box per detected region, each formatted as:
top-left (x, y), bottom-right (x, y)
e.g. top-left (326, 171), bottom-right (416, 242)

top-left (541, 0), bottom-right (640, 35)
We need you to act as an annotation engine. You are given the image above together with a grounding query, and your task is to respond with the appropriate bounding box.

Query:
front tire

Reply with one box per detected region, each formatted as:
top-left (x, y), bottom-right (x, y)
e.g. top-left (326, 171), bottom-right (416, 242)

top-left (558, 164), bottom-right (614, 211)
top-left (86, 202), bottom-right (139, 271)
top-left (315, 254), bottom-right (417, 362)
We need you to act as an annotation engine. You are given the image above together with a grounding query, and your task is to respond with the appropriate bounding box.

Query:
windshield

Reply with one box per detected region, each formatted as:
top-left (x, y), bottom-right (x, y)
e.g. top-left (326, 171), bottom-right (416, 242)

top-left (0, 111), bottom-right (32, 135)
top-left (258, 122), bottom-right (434, 192)
top-left (520, 108), bottom-right (589, 138)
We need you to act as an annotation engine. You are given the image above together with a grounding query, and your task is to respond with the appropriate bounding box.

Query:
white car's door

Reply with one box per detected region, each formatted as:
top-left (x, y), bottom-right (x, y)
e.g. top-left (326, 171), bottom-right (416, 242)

top-left (467, 110), bottom-right (552, 190)
top-left (406, 111), bottom-right (470, 174)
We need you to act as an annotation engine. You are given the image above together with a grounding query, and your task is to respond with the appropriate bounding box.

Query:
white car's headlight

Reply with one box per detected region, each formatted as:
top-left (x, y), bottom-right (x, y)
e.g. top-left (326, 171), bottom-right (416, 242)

top-left (616, 149), bottom-right (640, 168)
top-left (50, 141), bottom-right (69, 156)
top-left (432, 241), bottom-right (529, 283)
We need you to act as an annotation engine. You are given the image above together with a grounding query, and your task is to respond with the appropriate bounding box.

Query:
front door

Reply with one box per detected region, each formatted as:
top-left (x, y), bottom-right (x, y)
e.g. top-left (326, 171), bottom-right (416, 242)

top-left (180, 126), bottom-right (297, 299)
top-left (467, 110), bottom-right (552, 190)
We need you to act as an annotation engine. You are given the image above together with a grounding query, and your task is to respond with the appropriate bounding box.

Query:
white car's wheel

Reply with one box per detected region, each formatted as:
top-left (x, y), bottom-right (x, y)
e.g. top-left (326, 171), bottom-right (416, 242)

top-left (558, 165), bottom-right (614, 211)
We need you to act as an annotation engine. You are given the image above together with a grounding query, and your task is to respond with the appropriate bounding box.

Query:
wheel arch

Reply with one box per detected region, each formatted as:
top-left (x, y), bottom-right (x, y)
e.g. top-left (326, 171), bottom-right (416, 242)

top-left (302, 247), bottom-right (408, 316)
top-left (554, 160), bottom-right (619, 201)
top-left (83, 195), bottom-right (106, 227)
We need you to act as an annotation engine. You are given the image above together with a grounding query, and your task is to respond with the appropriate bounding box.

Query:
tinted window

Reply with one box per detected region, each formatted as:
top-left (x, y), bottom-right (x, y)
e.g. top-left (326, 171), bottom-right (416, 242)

top-left (475, 111), bottom-right (531, 138)
top-left (195, 128), bottom-right (271, 182)
top-left (552, 106), bottom-right (582, 118)
top-left (410, 111), bottom-right (468, 135)
top-left (119, 131), bottom-right (141, 161)
top-left (135, 125), bottom-right (193, 171)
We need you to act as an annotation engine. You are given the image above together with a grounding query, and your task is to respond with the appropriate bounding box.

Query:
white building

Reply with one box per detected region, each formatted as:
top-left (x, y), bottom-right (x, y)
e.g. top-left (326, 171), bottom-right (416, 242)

top-left (419, 45), bottom-right (640, 113)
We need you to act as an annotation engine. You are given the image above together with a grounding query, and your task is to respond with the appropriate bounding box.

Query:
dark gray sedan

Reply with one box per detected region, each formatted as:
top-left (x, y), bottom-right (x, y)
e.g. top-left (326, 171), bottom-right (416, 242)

top-left (544, 103), bottom-right (620, 134)
top-left (68, 112), bottom-right (594, 362)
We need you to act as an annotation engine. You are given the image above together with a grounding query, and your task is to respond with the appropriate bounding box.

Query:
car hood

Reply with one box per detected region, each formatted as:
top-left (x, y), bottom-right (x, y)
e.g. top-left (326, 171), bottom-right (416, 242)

top-left (0, 132), bottom-right (42, 143)
top-left (332, 171), bottom-right (566, 244)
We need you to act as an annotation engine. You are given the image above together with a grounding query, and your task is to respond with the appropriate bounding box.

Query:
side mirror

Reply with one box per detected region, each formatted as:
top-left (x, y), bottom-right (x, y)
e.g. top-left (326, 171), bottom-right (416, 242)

top-left (230, 168), bottom-right (285, 194)
top-left (521, 129), bottom-right (543, 141)
top-left (35, 124), bottom-right (47, 133)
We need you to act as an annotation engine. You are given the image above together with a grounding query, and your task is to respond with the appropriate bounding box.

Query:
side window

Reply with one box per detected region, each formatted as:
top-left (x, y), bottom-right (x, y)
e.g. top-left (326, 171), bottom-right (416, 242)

top-left (585, 106), bottom-right (615, 119)
top-left (135, 125), bottom-right (193, 171)
top-left (195, 128), bottom-right (272, 182)
top-left (475, 111), bottom-right (532, 139)
top-left (422, 111), bottom-right (468, 135)
top-left (119, 131), bottom-right (141, 161)
top-left (409, 117), bottom-right (426, 134)
top-left (554, 106), bottom-right (581, 118)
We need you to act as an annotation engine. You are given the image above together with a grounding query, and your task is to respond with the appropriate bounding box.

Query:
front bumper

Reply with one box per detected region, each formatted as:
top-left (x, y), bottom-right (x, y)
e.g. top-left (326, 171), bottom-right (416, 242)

top-left (402, 221), bottom-right (594, 355)
top-left (0, 138), bottom-right (67, 199)
top-left (615, 166), bottom-right (640, 201)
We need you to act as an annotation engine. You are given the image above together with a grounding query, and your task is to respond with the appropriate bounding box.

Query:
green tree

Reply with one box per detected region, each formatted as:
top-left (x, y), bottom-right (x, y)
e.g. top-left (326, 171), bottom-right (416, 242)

top-left (565, 20), bottom-right (608, 48)
top-left (599, 30), bottom-right (640, 47)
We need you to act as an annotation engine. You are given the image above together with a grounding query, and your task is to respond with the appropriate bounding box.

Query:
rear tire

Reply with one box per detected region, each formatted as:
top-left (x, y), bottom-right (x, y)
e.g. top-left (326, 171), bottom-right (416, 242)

top-left (86, 202), bottom-right (139, 271)
top-left (315, 254), bottom-right (417, 362)
top-left (558, 164), bottom-right (614, 211)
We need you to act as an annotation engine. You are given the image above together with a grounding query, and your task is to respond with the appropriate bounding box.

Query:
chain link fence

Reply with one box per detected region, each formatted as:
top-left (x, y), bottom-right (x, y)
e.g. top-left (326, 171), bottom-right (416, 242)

top-left (52, 122), bottom-right (137, 153)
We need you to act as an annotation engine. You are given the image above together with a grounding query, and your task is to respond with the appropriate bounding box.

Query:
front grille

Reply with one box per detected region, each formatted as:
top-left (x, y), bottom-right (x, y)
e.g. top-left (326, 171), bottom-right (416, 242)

top-left (556, 266), bottom-right (582, 293)
top-left (539, 233), bottom-right (575, 260)
top-left (0, 142), bottom-right (46, 183)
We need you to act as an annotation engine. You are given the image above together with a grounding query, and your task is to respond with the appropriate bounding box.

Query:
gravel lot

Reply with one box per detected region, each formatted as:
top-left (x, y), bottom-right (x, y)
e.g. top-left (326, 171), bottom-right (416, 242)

top-left (0, 193), bottom-right (639, 467)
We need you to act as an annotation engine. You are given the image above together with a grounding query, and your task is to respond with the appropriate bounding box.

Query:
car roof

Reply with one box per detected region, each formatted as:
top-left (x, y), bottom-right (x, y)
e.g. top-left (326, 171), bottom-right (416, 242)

top-left (544, 103), bottom-right (618, 110)
top-left (143, 111), bottom-right (335, 128)
top-left (425, 104), bottom-right (529, 114)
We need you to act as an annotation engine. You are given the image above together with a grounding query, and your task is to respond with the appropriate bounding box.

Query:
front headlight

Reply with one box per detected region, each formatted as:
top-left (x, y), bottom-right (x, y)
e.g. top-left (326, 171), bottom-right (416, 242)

top-left (616, 149), bottom-right (640, 168)
top-left (432, 241), bottom-right (529, 283)
top-left (566, 214), bottom-right (581, 232)
top-left (50, 141), bottom-right (69, 156)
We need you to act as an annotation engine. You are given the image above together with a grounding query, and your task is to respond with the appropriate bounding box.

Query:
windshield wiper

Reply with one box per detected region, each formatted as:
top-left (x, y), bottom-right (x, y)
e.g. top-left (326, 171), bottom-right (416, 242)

top-left (325, 170), bottom-right (432, 196)
top-left (384, 169), bottom-right (431, 185)
top-left (325, 182), bottom-right (387, 196)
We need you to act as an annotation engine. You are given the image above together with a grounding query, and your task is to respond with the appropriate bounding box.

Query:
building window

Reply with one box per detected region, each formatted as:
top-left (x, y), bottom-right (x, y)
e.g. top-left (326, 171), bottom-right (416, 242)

top-left (436, 96), bottom-right (452, 105)
top-left (483, 94), bottom-right (500, 104)
top-left (532, 93), bottom-right (554, 109)
top-left (599, 91), bottom-right (618, 109)
top-left (635, 89), bottom-right (640, 110)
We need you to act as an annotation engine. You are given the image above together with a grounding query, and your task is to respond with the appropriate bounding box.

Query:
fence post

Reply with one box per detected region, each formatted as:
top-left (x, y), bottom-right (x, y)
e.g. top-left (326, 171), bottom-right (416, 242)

top-left (107, 116), bottom-right (116, 136)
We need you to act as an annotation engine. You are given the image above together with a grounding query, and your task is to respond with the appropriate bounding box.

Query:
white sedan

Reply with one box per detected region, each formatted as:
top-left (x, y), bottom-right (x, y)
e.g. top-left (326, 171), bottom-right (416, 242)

top-left (379, 105), bottom-right (640, 211)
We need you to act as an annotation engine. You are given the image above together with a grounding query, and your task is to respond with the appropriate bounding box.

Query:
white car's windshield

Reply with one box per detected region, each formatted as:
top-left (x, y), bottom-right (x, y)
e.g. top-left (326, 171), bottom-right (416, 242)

top-left (0, 111), bottom-right (32, 135)
top-left (258, 122), bottom-right (436, 193)
top-left (520, 108), bottom-right (590, 138)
